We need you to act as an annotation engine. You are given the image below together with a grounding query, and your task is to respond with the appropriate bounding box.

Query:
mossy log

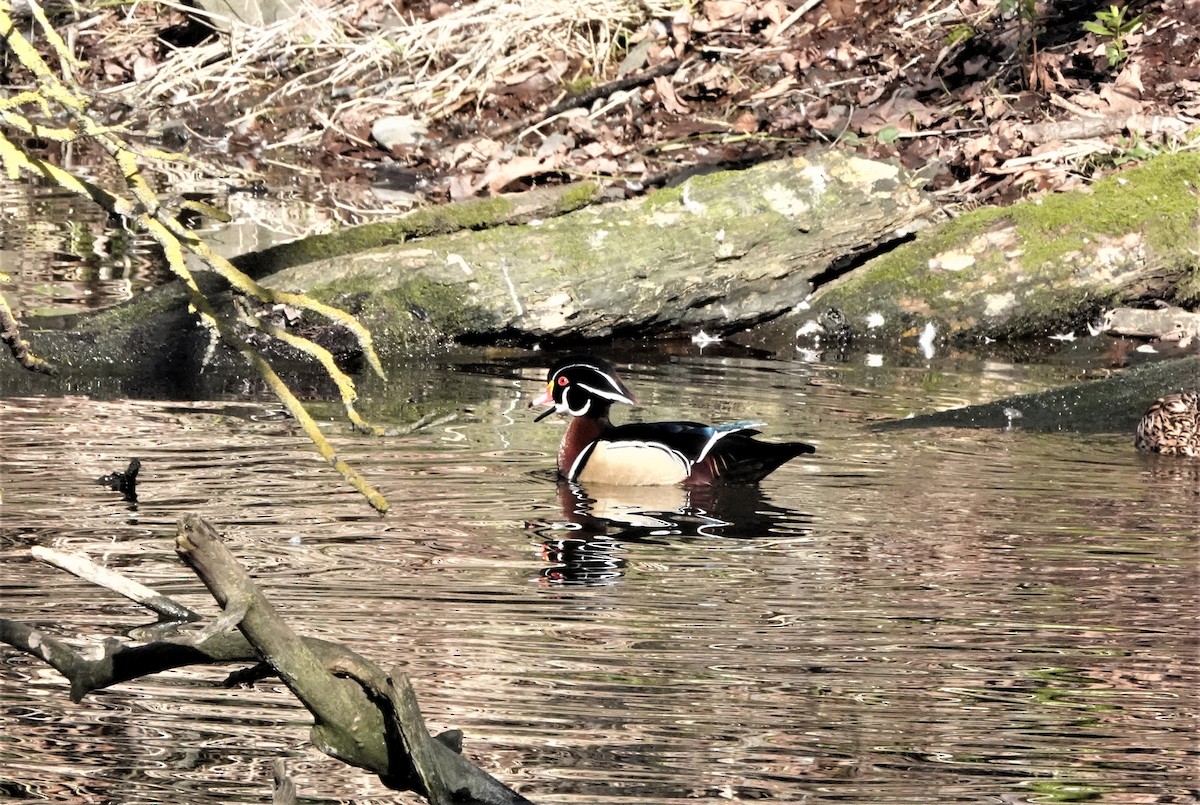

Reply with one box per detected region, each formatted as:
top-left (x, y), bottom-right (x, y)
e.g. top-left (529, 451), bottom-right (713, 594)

top-left (14, 151), bottom-right (932, 382)
top-left (794, 152), bottom-right (1200, 344)
top-left (877, 354), bottom-right (1200, 435)
top-left (259, 152), bottom-right (932, 347)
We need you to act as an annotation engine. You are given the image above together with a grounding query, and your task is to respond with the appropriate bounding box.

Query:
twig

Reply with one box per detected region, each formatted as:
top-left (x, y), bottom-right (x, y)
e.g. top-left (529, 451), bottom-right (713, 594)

top-left (496, 59), bottom-right (682, 138)
top-left (384, 412), bottom-right (458, 438)
top-left (768, 0), bottom-right (821, 42)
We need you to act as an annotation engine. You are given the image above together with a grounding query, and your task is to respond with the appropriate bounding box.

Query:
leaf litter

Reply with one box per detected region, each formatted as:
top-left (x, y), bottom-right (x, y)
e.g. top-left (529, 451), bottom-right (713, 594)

top-left (6, 0), bottom-right (1200, 217)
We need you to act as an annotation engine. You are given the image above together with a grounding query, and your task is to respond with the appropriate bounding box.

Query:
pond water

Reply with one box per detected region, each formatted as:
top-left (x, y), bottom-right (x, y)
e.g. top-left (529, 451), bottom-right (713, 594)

top-left (1, 351), bottom-right (1197, 804)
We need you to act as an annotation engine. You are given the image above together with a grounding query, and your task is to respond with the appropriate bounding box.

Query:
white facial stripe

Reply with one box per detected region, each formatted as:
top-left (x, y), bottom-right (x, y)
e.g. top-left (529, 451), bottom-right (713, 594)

top-left (553, 362), bottom-right (630, 399)
top-left (563, 388), bottom-right (591, 416)
top-left (578, 381), bottom-right (633, 403)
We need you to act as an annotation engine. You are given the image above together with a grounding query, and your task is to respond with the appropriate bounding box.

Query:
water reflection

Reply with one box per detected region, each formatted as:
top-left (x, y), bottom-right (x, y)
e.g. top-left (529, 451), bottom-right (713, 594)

top-left (2, 356), bottom-right (1198, 805)
top-left (531, 481), bottom-right (814, 585)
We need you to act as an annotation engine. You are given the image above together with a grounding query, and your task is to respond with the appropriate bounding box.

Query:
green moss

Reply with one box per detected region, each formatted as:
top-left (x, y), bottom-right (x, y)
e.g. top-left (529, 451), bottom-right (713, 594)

top-left (946, 23), bottom-right (975, 45)
top-left (1006, 151), bottom-right (1200, 269)
top-left (312, 271), bottom-right (497, 349)
top-left (237, 195), bottom-right (551, 279)
top-left (408, 196), bottom-right (515, 232)
top-left (557, 181), bottom-right (601, 212)
top-left (562, 76), bottom-right (595, 95)
top-left (1026, 781), bottom-right (1105, 803)
top-left (642, 183), bottom-right (686, 209)
top-left (816, 152), bottom-right (1200, 339)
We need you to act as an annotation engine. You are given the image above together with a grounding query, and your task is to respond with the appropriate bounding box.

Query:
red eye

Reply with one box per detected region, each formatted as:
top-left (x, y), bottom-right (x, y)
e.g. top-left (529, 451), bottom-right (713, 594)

top-left (557, 376), bottom-right (569, 386)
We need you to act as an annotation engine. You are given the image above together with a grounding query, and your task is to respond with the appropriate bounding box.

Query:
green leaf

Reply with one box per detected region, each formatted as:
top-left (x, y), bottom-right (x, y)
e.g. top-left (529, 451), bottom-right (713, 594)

top-left (876, 125), bottom-right (901, 144)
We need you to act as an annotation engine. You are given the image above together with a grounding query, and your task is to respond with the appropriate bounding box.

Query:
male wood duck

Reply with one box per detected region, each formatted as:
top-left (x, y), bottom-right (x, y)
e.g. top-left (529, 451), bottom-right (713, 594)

top-left (1135, 391), bottom-right (1200, 456)
top-left (530, 356), bottom-right (816, 485)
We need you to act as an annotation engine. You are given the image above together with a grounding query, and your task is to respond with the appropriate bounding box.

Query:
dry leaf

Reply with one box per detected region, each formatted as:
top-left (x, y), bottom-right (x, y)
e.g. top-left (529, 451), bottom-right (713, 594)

top-left (132, 55), bottom-right (158, 83)
top-left (653, 75), bottom-right (690, 114)
top-left (448, 173), bottom-right (476, 201)
top-left (1114, 61), bottom-right (1144, 97)
top-left (480, 154), bottom-right (565, 196)
top-left (1096, 84), bottom-right (1145, 115)
top-left (703, 0), bottom-right (749, 23)
top-left (751, 75), bottom-right (796, 100)
top-left (672, 7), bottom-right (693, 48)
top-left (733, 110), bottom-right (760, 133)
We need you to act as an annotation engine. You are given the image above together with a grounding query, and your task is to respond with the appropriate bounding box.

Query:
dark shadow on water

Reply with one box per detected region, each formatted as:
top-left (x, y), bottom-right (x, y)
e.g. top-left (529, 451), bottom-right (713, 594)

top-left (530, 480), bottom-right (813, 585)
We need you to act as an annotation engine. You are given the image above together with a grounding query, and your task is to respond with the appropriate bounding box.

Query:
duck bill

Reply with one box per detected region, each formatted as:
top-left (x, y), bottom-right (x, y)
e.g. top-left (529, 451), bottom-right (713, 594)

top-left (530, 386), bottom-right (557, 422)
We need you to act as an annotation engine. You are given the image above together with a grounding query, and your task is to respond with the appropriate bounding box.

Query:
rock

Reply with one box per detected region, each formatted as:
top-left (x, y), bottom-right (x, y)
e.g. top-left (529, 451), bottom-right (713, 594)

top-left (193, 0), bottom-right (304, 28)
top-left (1104, 305), bottom-right (1200, 345)
top-left (370, 116), bottom-right (429, 150)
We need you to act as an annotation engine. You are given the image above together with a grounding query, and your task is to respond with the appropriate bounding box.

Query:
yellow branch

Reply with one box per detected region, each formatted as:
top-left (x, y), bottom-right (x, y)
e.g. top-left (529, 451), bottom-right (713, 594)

top-left (243, 312), bottom-right (383, 435)
top-left (0, 0), bottom-right (392, 512)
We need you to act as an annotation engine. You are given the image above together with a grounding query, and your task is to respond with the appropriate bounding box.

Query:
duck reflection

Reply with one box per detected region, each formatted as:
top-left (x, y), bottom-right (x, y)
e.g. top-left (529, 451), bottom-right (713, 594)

top-left (532, 480), bottom-right (812, 585)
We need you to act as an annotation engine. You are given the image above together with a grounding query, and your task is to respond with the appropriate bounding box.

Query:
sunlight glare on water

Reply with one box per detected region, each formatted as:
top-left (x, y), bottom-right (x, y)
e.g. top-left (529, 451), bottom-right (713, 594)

top-left (1, 354), bottom-right (1197, 804)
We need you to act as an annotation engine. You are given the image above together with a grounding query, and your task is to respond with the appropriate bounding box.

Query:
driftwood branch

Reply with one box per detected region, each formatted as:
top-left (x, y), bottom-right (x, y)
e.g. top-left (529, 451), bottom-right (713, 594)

top-left (31, 545), bottom-right (201, 622)
top-left (0, 515), bottom-right (536, 804)
top-left (0, 616), bottom-right (256, 702)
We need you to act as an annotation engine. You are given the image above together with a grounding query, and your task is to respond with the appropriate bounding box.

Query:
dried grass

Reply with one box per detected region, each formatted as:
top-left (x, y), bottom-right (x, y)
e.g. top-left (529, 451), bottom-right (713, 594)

top-left (119, 0), bottom-right (663, 122)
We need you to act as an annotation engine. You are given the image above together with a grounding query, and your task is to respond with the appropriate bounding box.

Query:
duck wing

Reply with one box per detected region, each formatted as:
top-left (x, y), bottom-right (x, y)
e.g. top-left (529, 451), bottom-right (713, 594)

top-left (608, 421), bottom-right (813, 484)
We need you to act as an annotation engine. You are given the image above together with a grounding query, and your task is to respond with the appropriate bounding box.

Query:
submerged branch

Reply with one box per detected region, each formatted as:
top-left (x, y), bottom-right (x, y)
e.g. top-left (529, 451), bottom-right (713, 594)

top-left (1, 516), bottom-right (537, 803)
top-left (31, 545), bottom-right (202, 622)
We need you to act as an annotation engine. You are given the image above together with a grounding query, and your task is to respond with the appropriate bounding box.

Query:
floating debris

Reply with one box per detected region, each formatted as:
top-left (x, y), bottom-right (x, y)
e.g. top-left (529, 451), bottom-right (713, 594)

top-left (97, 458), bottom-right (141, 503)
top-left (795, 320), bottom-right (824, 338)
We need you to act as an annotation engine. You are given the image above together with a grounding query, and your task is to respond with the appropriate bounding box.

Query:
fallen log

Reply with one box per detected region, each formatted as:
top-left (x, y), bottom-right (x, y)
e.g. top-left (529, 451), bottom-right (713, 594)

top-left (795, 152), bottom-right (1200, 345)
top-left (875, 354), bottom-right (1200, 435)
top-left (0, 514), bottom-right (535, 805)
top-left (13, 151), bottom-right (932, 382)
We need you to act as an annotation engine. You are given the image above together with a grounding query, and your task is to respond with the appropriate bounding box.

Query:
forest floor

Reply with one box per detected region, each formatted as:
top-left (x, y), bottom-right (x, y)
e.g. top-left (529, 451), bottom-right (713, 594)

top-left (9, 0), bottom-right (1200, 216)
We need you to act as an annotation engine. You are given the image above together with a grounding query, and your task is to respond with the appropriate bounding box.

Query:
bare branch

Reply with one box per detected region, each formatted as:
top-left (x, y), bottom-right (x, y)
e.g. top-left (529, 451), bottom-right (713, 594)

top-left (31, 546), bottom-right (202, 622)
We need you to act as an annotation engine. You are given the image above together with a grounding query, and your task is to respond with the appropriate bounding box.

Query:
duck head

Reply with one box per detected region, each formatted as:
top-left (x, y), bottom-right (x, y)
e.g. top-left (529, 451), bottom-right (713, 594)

top-left (530, 356), bottom-right (637, 422)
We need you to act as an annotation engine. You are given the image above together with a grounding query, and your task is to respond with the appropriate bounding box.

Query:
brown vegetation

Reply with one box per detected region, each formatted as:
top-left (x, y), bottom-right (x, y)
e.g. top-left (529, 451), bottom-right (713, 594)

top-left (7, 0), bottom-right (1197, 215)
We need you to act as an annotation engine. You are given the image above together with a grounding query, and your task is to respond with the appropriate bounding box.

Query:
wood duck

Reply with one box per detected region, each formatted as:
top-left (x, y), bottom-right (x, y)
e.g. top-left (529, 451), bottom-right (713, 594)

top-left (1135, 391), bottom-right (1200, 456)
top-left (530, 356), bottom-right (816, 485)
